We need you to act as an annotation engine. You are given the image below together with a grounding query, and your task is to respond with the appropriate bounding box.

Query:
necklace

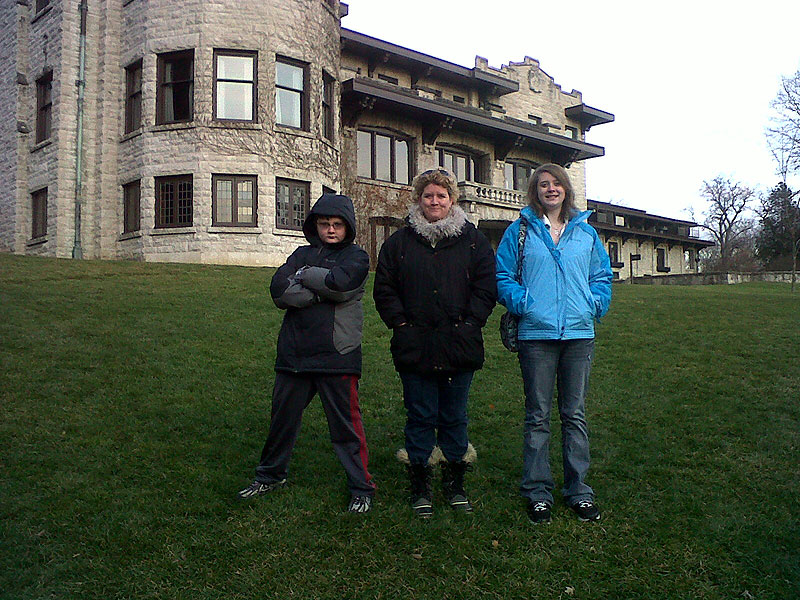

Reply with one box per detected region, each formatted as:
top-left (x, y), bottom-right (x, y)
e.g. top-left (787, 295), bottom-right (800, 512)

top-left (551, 223), bottom-right (565, 242)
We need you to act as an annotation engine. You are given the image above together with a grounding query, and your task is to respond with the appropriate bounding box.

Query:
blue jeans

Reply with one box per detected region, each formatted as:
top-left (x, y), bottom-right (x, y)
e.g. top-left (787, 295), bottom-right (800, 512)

top-left (518, 339), bottom-right (595, 506)
top-left (399, 371), bottom-right (473, 464)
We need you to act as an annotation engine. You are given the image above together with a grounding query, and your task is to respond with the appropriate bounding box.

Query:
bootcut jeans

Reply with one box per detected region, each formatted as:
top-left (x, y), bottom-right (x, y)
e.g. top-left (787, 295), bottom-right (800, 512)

top-left (518, 338), bottom-right (595, 507)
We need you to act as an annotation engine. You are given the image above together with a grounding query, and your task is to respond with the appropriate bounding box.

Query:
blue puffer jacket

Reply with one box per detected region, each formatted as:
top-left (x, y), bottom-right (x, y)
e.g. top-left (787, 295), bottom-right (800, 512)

top-left (496, 206), bottom-right (612, 340)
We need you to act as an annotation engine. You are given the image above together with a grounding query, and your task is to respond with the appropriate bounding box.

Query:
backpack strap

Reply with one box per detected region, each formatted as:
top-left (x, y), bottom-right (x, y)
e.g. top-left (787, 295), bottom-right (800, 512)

top-left (515, 219), bottom-right (527, 282)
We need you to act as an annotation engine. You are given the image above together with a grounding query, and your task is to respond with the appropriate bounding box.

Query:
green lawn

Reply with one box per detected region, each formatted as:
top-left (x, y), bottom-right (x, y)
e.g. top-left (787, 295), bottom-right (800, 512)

top-left (1, 253), bottom-right (798, 600)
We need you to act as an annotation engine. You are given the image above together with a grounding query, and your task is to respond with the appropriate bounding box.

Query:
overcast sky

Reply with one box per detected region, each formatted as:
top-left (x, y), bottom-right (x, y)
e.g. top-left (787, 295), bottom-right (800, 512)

top-left (341, 0), bottom-right (800, 221)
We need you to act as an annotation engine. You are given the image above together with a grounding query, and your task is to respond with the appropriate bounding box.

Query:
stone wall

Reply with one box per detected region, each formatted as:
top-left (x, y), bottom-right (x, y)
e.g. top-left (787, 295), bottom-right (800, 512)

top-left (631, 271), bottom-right (797, 285)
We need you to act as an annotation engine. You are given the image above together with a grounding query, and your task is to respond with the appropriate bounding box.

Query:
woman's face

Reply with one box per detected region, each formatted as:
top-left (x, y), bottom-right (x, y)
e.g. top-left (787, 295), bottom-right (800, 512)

top-left (419, 183), bottom-right (453, 222)
top-left (536, 171), bottom-right (565, 215)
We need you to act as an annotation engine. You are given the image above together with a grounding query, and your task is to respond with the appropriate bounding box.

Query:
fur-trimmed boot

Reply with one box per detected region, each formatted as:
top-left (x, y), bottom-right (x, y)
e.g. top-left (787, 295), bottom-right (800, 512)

top-left (407, 463), bottom-right (434, 519)
top-left (441, 460), bottom-right (473, 512)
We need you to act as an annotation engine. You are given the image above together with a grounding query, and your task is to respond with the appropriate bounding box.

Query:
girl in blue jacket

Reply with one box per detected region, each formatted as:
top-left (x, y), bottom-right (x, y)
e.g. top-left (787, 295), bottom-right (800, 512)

top-left (495, 163), bottom-right (612, 524)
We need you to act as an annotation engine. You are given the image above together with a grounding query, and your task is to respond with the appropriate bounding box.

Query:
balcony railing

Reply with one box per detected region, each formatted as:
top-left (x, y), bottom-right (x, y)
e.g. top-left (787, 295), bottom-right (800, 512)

top-left (457, 181), bottom-right (526, 208)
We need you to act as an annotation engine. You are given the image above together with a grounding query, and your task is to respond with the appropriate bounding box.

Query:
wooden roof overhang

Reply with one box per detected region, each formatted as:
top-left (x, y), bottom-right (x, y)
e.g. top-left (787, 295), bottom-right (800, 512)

top-left (591, 221), bottom-right (715, 250)
top-left (341, 76), bottom-right (606, 166)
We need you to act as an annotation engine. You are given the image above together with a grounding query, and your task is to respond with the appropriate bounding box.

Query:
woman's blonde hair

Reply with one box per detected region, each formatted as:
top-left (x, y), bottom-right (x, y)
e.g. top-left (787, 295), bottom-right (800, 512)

top-left (526, 163), bottom-right (577, 221)
top-left (411, 168), bottom-right (460, 202)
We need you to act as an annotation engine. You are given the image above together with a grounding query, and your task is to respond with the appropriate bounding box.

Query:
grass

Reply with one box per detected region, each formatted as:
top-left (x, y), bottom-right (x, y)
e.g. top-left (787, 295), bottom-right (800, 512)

top-left (1, 253), bottom-right (798, 600)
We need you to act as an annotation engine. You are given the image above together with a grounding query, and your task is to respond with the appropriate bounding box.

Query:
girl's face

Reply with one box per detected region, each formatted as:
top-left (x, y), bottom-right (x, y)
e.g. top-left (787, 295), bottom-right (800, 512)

top-left (537, 171), bottom-right (565, 215)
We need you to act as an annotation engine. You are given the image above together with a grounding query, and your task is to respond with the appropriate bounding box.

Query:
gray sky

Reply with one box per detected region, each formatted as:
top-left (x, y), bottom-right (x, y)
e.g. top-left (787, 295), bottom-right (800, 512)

top-left (341, 0), bottom-right (800, 220)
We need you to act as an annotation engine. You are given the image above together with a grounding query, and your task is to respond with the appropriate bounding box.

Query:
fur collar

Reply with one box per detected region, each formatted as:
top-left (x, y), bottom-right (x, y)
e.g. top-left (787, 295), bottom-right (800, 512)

top-left (408, 203), bottom-right (468, 246)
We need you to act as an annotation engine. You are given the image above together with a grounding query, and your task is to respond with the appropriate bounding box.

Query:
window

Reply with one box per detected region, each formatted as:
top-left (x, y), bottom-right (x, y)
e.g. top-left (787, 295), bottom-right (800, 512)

top-left (565, 125), bottom-right (579, 140)
top-left (35, 0), bottom-right (49, 12)
top-left (437, 147), bottom-right (481, 183)
top-left (31, 188), bottom-right (47, 239)
top-left (276, 58), bottom-right (307, 129)
top-left (322, 72), bottom-right (334, 141)
top-left (685, 248), bottom-right (696, 269)
top-left (156, 50), bottom-right (194, 124)
top-left (155, 175), bottom-right (192, 228)
top-left (453, 95), bottom-right (466, 104)
top-left (123, 180), bottom-right (141, 233)
top-left (656, 247), bottom-right (670, 272)
top-left (213, 175), bottom-right (257, 226)
top-left (36, 71), bottom-right (52, 143)
top-left (125, 60), bottom-right (143, 133)
top-left (276, 178), bottom-right (309, 230)
top-left (377, 74), bottom-right (398, 85)
top-left (357, 129), bottom-right (410, 184)
top-left (608, 241), bottom-right (624, 267)
top-left (504, 160), bottom-right (537, 191)
top-left (214, 50), bottom-right (256, 121)
top-left (528, 114), bottom-right (542, 125)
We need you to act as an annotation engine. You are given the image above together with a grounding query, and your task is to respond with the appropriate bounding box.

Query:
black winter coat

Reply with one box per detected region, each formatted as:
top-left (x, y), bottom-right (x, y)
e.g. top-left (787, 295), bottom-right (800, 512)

top-left (271, 194), bottom-right (369, 375)
top-left (373, 219), bottom-right (496, 375)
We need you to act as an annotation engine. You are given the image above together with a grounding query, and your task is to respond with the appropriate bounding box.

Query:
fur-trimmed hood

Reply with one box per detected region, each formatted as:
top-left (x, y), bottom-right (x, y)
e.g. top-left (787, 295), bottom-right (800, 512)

top-left (407, 203), bottom-right (468, 246)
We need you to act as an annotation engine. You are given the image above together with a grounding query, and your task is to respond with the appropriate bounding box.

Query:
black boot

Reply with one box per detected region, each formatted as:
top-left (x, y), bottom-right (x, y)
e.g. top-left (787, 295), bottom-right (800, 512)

top-left (407, 463), bottom-right (433, 518)
top-left (441, 460), bottom-right (473, 512)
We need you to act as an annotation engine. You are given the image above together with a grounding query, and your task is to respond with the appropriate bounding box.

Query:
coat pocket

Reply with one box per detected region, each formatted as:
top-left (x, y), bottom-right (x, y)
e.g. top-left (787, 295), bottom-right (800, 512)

top-left (390, 324), bottom-right (424, 368)
top-left (333, 301), bottom-right (363, 354)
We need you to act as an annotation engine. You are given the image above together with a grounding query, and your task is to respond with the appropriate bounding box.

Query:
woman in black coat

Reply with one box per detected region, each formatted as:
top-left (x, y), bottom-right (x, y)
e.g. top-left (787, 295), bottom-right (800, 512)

top-left (374, 168), bottom-right (496, 518)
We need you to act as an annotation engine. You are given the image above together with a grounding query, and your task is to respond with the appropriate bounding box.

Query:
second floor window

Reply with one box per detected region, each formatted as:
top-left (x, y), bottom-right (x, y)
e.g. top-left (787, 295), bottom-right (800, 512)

top-left (357, 129), bottom-right (410, 185)
top-left (276, 58), bottom-right (306, 129)
top-left (157, 50), bottom-right (194, 125)
top-left (213, 175), bottom-right (257, 226)
top-left (322, 72), bottom-right (334, 141)
top-left (155, 175), bottom-right (193, 228)
top-left (36, 71), bottom-right (53, 143)
top-left (504, 160), bottom-right (537, 192)
top-left (123, 180), bottom-right (141, 233)
top-left (125, 60), bottom-right (143, 133)
top-left (215, 50), bottom-right (256, 121)
top-left (437, 147), bottom-right (481, 183)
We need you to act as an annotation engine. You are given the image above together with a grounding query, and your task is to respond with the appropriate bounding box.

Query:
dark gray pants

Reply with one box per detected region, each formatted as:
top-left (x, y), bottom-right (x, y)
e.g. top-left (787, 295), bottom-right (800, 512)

top-left (255, 371), bottom-right (375, 496)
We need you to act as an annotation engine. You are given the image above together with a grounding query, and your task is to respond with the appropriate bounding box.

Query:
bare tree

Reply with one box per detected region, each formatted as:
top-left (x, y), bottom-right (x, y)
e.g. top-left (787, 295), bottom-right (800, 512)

top-left (695, 177), bottom-right (755, 271)
top-left (756, 182), bottom-right (800, 291)
top-left (766, 71), bottom-right (800, 182)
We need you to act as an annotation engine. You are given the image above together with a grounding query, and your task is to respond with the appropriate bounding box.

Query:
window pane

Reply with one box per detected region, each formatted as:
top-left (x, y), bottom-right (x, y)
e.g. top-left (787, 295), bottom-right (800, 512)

top-left (218, 55), bottom-right (253, 81)
top-left (375, 134), bottom-right (391, 181)
top-left (292, 185), bottom-right (306, 228)
top-left (357, 131), bottom-right (372, 178)
top-left (276, 88), bottom-right (301, 127)
top-left (276, 183), bottom-right (289, 226)
top-left (218, 81), bottom-right (252, 120)
top-left (442, 153), bottom-right (453, 175)
top-left (395, 139), bottom-right (409, 184)
top-left (216, 179), bottom-right (233, 223)
top-left (165, 58), bottom-right (192, 83)
top-left (237, 179), bottom-right (254, 224)
top-left (455, 156), bottom-right (467, 181)
top-left (504, 163), bottom-right (514, 189)
top-left (276, 62), bottom-right (303, 91)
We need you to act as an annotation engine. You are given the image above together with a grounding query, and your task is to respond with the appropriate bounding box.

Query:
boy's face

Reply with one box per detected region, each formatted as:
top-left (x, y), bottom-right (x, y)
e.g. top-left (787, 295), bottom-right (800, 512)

top-left (316, 216), bottom-right (347, 244)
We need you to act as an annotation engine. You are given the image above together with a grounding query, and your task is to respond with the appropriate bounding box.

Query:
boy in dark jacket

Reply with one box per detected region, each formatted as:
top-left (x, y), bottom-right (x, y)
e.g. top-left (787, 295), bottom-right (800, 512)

top-left (238, 194), bottom-right (375, 513)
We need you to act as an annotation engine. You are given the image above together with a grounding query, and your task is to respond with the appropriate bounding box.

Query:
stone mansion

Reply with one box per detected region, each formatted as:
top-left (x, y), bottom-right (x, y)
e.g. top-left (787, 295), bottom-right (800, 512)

top-left (0, 0), bottom-right (711, 277)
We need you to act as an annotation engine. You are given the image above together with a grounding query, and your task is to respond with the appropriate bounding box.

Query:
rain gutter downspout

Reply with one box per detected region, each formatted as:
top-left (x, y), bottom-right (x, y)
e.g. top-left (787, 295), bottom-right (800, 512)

top-left (72, 0), bottom-right (87, 259)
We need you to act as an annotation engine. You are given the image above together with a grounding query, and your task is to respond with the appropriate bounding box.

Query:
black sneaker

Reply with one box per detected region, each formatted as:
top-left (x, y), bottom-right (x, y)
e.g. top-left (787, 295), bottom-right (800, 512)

top-left (237, 479), bottom-right (286, 500)
top-left (570, 499), bottom-right (601, 521)
top-left (347, 495), bottom-right (373, 514)
top-left (411, 495), bottom-right (433, 518)
top-left (527, 501), bottom-right (552, 524)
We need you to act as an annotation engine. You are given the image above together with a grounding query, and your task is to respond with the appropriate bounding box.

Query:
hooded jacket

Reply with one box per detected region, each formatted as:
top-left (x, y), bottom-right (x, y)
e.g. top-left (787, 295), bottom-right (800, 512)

top-left (270, 194), bottom-right (369, 375)
top-left (495, 206), bottom-right (612, 341)
top-left (373, 205), bottom-right (497, 375)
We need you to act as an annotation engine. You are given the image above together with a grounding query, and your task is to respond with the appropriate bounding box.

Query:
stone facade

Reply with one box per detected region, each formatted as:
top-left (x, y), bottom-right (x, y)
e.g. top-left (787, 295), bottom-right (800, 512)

top-left (0, 0), bottom-right (615, 267)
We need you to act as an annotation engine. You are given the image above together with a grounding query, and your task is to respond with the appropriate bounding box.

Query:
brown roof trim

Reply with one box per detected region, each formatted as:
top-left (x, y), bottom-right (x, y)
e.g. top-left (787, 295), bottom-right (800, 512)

top-left (341, 28), bottom-right (519, 95)
top-left (588, 199), bottom-right (699, 227)
top-left (565, 104), bottom-right (614, 130)
top-left (342, 76), bottom-right (605, 162)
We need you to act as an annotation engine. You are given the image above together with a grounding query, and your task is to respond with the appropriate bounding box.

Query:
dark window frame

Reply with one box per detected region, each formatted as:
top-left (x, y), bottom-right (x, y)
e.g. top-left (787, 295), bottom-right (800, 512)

top-left (436, 146), bottom-right (484, 183)
top-left (356, 128), bottom-right (412, 185)
top-left (31, 187), bottom-right (47, 239)
top-left (156, 49), bottom-right (194, 125)
top-left (213, 49), bottom-right (257, 123)
top-left (275, 56), bottom-right (308, 130)
top-left (125, 59), bottom-right (143, 134)
top-left (504, 159), bottom-right (538, 192)
top-left (275, 178), bottom-right (309, 231)
top-left (212, 174), bottom-right (258, 226)
top-left (36, 71), bottom-right (53, 143)
top-left (123, 180), bottom-right (141, 233)
top-left (322, 71), bottom-right (334, 141)
top-left (656, 247), bottom-right (671, 272)
top-left (155, 174), bottom-right (193, 228)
